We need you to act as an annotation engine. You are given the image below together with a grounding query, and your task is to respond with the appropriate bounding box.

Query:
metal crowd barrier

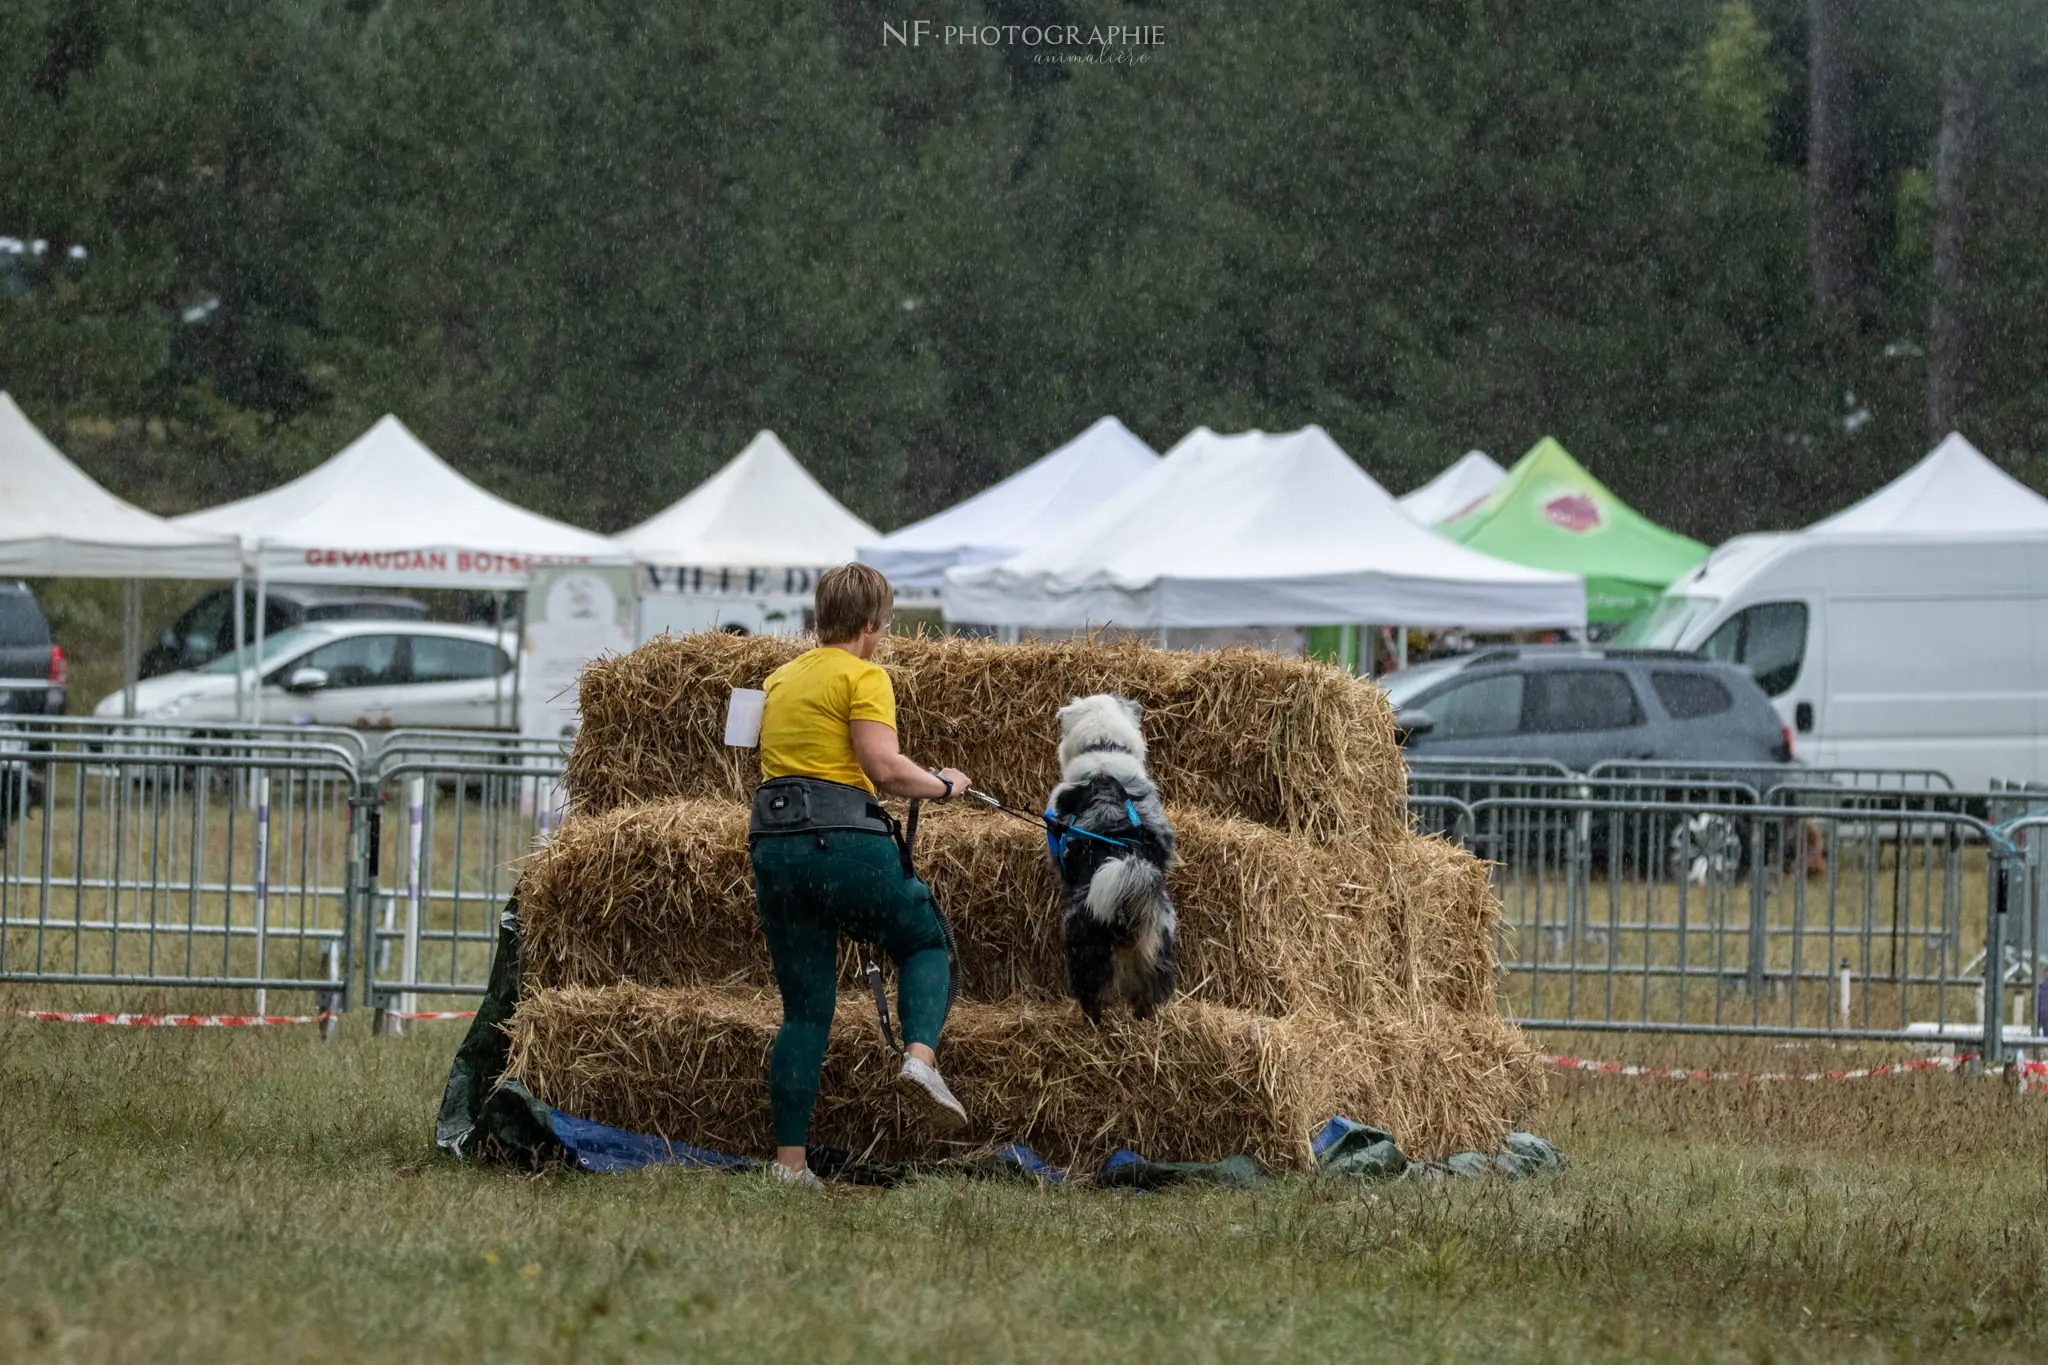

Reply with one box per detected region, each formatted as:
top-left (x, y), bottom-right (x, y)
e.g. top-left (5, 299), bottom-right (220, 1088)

top-left (1464, 795), bottom-right (2002, 1047)
top-left (0, 714), bottom-right (369, 764)
top-left (0, 741), bottom-right (362, 1010)
top-left (1586, 758), bottom-right (1955, 795)
top-left (360, 750), bottom-right (566, 1014)
top-left (5, 728), bottom-right (2040, 1062)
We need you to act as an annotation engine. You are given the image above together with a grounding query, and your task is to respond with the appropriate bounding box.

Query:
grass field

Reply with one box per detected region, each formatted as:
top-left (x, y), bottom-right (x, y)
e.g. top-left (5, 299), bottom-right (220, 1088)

top-left (5, 1002), bottom-right (2048, 1364)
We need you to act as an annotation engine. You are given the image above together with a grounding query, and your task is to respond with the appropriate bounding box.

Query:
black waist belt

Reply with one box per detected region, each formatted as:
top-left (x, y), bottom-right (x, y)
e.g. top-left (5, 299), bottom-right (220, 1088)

top-left (748, 774), bottom-right (929, 885)
top-left (748, 775), bottom-right (894, 843)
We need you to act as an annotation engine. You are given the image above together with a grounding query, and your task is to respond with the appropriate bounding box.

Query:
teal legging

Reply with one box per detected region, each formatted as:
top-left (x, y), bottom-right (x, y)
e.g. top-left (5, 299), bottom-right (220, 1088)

top-left (751, 830), bottom-right (951, 1148)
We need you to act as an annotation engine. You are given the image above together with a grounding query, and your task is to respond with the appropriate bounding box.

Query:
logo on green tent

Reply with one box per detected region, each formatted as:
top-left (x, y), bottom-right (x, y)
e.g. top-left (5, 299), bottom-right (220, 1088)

top-left (1544, 494), bottom-right (1600, 533)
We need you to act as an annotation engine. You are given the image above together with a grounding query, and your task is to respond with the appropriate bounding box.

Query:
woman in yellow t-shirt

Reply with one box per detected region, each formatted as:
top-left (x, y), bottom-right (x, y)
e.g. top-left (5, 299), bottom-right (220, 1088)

top-left (749, 563), bottom-right (971, 1190)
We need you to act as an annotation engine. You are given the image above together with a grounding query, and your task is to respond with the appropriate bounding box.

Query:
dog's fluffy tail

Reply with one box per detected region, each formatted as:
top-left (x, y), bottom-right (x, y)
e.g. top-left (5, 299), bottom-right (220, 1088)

top-left (1085, 856), bottom-right (1168, 933)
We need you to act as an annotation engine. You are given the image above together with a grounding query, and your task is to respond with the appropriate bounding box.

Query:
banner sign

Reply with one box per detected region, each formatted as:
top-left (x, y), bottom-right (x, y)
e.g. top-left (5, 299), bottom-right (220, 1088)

top-left (640, 564), bottom-right (836, 597)
top-left (521, 564), bottom-right (637, 742)
top-left (259, 543), bottom-right (622, 590)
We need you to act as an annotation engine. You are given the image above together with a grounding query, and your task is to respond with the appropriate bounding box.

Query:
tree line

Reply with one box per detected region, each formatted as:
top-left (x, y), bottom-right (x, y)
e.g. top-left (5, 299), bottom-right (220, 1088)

top-left (1, 0), bottom-right (2043, 545)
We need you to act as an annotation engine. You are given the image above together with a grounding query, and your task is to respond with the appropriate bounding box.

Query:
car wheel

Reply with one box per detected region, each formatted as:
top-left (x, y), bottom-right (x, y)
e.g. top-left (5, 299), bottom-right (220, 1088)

top-left (1668, 813), bottom-right (1747, 886)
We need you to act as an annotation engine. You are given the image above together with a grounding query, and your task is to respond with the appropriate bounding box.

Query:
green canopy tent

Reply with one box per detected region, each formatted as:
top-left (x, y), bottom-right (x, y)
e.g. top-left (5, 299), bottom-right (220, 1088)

top-left (1436, 436), bottom-right (1707, 624)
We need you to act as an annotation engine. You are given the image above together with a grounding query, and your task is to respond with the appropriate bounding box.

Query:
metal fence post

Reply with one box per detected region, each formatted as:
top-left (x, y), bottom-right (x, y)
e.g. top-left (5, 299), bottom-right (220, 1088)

top-left (342, 780), bottom-right (378, 1015)
top-left (356, 776), bottom-right (385, 1030)
top-left (252, 774), bottom-right (271, 1016)
top-left (401, 775), bottom-right (425, 1025)
top-left (1745, 818), bottom-right (1768, 997)
top-left (1985, 845), bottom-right (2013, 1068)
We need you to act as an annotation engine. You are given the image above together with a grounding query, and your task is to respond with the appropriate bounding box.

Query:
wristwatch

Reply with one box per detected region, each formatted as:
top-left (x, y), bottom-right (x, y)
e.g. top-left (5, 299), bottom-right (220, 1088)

top-left (931, 770), bottom-right (953, 798)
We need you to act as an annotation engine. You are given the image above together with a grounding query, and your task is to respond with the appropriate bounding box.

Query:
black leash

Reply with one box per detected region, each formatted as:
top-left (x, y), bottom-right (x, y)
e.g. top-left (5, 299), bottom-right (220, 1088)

top-left (859, 784), bottom-right (1127, 1052)
top-left (863, 960), bottom-right (899, 1052)
top-left (866, 795), bottom-right (960, 1052)
top-left (965, 788), bottom-right (1132, 849)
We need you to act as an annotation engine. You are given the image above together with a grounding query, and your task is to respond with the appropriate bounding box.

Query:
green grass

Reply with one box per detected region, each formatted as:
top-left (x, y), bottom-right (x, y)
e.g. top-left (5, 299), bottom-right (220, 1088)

top-left (5, 1009), bottom-right (2048, 1364)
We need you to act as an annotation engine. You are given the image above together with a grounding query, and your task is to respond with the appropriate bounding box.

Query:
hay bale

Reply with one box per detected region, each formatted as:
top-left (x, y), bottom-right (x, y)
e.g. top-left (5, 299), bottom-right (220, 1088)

top-left (504, 983), bottom-right (1545, 1168)
top-left (1387, 833), bottom-right (1504, 1016)
top-left (563, 632), bottom-right (1404, 842)
top-left (520, 799), bottom-right (1484, 1018)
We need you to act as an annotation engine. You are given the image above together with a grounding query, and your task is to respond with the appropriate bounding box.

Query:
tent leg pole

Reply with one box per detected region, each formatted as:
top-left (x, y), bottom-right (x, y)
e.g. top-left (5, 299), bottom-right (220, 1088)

top-left (508, 590), bottom-right (524, 734)
top-left (252, 565), bottom-right (267, 728)
top-left (231, 564), bottom-right (246, 725)
top-left (1396, 626), bottom-right (1408, 672)
top-left (493, 590), bottom-right (505, 730)
top-left (121, 580), bottom-right (140, 719)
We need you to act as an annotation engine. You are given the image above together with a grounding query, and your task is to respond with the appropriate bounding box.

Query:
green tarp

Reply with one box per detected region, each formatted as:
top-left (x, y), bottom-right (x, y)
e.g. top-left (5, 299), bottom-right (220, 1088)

top-left (1438, 437), bottom-right (1707, 624)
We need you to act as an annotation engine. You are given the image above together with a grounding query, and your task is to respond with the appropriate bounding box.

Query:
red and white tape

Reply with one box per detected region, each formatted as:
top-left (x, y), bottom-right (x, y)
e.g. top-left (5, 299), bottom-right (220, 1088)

top-left (3, 1008), bottom-right (337, 1027)
top-left (385, 1010), bottom-right (477, 1021)
top-left (1544, 1052), bottom-right (2048, 1086)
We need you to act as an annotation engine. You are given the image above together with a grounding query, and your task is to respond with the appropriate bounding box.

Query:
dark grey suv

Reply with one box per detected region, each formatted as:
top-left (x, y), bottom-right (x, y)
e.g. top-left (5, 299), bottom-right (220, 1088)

top-left (1387, 647), bottom-right (1795, 882)
top-left (1383, 646), bottom-right (1793, 770)
top-left (0, 581), bottom-right (65, 716)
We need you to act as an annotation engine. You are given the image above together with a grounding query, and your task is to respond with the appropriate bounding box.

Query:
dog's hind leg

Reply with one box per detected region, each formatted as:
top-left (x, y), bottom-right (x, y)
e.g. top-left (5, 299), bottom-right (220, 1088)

top-left (1063, 907), bottom-right (1116, 1027)
top-left (1134, 925), bottom-right (1179, 1019)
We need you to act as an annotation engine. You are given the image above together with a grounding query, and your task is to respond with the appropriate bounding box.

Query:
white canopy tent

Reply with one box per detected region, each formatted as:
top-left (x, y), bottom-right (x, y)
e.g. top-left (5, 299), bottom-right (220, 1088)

top-left (857, 417), bottom-right (1159, 590)
top-left (0, 392), bottom-right (243, 716)
top-left (616, 429), bottom-right (876, 584)
top-left (176, 414), bottom-right (622, 588)
top-left (942, 426), bottom-right (1586, 632)
top-left (177, 413), bottom-right (623, 723)
top-left (616, 431), bottom-right (877, 638)
top-left (1397, 450), bottom-right (1505, 526)
top-left (0, 393), bottom-right (240, 579)
top-left (1808, 432), bottom-right (2048, 536)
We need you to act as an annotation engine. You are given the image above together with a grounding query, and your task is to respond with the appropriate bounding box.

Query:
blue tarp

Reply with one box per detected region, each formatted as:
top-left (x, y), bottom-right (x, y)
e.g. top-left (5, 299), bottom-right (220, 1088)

top-left (550, 1110), bottom-right (755, 1173)
top-left (537, 1102), bottom-right (1564, 1184)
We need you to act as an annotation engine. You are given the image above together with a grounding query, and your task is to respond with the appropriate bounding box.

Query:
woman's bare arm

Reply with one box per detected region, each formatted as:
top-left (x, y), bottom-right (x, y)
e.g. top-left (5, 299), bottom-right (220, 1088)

top-left (850, 720), bottom-right (970, 799)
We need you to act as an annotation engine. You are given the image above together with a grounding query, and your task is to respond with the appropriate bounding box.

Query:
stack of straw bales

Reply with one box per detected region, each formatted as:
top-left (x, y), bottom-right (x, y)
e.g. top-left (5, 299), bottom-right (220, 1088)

top-left (505, 632), bottom-right (1542, 1170)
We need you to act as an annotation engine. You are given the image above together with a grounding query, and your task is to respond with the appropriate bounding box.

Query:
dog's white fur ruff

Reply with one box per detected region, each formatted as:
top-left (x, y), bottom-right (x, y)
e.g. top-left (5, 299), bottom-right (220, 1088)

top-left (1055, 694), bottom-right (1150, 788)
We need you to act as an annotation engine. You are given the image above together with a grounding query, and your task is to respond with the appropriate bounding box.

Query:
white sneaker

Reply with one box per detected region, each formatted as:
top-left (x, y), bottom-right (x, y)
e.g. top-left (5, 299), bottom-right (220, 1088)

top-left (896, 1055), bottom-right (968, 1131)
top-left (767, 1161), bottom-right (825, 1191)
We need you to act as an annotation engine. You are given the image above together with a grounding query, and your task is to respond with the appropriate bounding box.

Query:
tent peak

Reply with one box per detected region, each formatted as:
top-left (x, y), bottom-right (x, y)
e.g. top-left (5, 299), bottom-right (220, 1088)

top-left (172, 412), bottom-right (620, 585)
top-left (1809, 430), bottom-right (2048, 536)
top-left (1399, 450), bottom-right (1506, 526)
top-left (617, 431), bottom-right (875, 569)
top-left (0, 391), bottom-right (242, 578)
top-left (1437, 434), bottom-right (1706, 621)
top-left (942, 425), bottom-right (1583, 630)
top-left (857, 418), bottom-right (1160, 589)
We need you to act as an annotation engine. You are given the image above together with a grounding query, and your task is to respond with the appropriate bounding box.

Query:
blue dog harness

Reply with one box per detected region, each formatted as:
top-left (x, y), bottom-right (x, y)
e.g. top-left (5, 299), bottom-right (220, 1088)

top-left (1044, 797), bottom-right (1143, 863)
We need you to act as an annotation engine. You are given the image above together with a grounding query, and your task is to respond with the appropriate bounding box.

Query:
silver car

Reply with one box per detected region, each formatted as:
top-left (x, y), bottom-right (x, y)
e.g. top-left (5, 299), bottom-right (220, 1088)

top-left (95, 619), bottom-right (519, 730)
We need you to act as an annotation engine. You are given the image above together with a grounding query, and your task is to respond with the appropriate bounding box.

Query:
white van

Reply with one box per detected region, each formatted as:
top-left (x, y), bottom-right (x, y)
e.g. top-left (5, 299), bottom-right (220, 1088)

top-left (1616, 435), bottom-right (2048, 787)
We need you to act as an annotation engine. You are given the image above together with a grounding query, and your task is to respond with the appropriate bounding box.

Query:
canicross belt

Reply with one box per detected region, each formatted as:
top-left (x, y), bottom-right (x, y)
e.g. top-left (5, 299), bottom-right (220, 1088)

top-left (747, 775), bottom-right (895, 843)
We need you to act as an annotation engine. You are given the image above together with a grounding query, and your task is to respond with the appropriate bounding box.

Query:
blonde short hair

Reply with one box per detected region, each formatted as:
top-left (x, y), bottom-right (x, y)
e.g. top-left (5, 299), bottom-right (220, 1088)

top-left (814, 563), bottom-right (893, 644)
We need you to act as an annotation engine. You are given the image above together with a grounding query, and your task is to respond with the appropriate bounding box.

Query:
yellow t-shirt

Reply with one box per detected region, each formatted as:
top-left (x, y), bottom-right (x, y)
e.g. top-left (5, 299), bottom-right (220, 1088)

top-left (758, 647), bottom-right (897, 794)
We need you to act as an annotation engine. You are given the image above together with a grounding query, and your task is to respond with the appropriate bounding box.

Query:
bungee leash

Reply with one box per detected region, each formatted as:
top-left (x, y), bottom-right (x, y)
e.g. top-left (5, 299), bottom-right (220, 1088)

top-left (866, 791), bottom-right (961, 1053)
top-left (862, 786), bottom-right (1127, 1053)
top-left (965, 788), bottom-right (1133, 850)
